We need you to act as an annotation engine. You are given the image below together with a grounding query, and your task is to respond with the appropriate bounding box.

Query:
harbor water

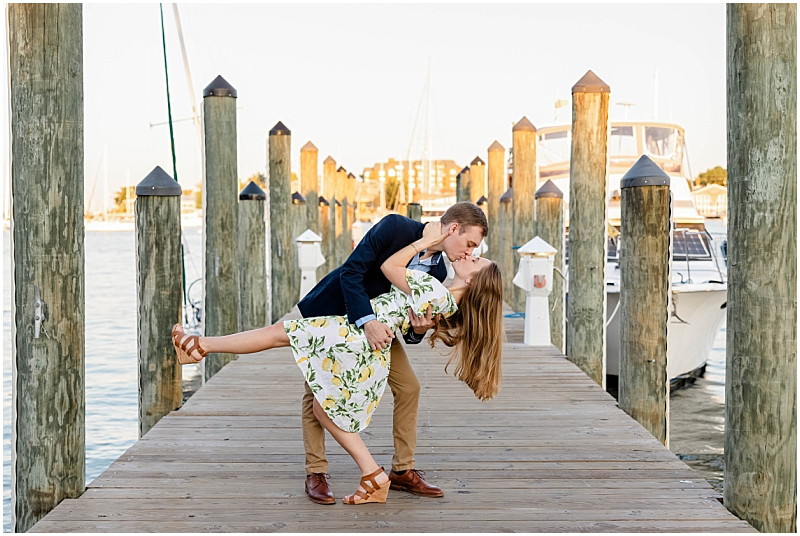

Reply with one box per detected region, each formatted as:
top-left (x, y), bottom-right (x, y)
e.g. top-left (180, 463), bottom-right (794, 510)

top-left (3, 222), bottom-right (727, 531)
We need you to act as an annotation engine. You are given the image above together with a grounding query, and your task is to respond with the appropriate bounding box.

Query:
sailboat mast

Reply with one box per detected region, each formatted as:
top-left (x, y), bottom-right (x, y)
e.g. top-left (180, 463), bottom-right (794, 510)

top-left (422, 57), bottom-right (431, 195)
top-left (172, 4), bottom-right (203, 158)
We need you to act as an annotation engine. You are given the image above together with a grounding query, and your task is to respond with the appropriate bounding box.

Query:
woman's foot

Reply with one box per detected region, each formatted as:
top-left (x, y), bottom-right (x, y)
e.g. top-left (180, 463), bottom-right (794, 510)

top-left (172, 324), bottom-right (208, 364)
top-left (342, 467), bottom-right (390, 505)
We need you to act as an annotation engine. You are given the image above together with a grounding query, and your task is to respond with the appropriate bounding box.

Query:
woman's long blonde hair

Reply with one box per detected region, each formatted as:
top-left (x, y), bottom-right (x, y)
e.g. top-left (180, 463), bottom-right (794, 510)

top-left (429, 262), bottom-right (505, 401)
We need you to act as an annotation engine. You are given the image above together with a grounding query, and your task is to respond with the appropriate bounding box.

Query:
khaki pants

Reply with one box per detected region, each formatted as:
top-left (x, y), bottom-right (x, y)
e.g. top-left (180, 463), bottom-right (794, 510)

top-left (302, 337), bottom-right (420, 474)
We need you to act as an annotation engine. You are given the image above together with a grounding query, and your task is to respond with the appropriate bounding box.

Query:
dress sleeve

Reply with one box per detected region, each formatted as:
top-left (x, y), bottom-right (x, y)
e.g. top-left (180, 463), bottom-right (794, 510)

top-left (405, 269), bottom-right (458, 320)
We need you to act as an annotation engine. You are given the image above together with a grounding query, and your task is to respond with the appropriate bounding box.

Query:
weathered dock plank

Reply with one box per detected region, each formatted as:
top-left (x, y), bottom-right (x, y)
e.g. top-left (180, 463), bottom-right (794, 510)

top-left (31, 316), bottom-right (754, 533)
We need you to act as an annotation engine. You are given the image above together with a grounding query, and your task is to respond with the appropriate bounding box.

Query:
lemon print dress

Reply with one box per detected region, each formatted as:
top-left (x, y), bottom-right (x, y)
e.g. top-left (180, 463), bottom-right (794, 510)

top-left (284, 269), bottom-right (457, 433)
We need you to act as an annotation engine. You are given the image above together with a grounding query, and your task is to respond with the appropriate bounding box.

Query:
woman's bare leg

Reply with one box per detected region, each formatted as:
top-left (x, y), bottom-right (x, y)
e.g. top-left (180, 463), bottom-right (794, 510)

top-left (174, 322), bottom-right (289, 361)
top-left (311, 399), bottom-right (389, 501)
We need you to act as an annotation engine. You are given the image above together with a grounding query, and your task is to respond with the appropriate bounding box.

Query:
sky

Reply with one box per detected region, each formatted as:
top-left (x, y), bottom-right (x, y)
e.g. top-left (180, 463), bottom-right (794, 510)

top-left (3, 3), bottom-right (727, 214)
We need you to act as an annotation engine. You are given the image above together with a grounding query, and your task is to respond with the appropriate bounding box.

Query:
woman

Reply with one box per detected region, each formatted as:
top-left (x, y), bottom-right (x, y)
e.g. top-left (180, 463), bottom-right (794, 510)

top-left (171, 223), bottom-right (504, 505)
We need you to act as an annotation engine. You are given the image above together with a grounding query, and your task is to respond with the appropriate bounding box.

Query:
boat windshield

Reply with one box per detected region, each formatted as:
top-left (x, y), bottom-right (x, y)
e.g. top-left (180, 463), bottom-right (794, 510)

top-left (610, 126), bottom-right (636, 155)
top-left (538, 130), bottom-right (570, 167)
top-left (644, 126), bottom-right (680, 159)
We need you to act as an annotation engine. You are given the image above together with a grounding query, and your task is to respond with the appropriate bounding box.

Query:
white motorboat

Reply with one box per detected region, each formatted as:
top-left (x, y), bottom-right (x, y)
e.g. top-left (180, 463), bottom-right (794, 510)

top-left (535, 121), bottom-right (727, 385)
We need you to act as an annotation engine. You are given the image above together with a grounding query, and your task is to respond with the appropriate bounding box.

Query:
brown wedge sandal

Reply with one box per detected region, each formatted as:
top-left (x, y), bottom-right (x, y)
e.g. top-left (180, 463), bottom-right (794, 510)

top-left (342, 467), bottom-right (390, 505)
top-left (172, 324), bottom-right (208, 365)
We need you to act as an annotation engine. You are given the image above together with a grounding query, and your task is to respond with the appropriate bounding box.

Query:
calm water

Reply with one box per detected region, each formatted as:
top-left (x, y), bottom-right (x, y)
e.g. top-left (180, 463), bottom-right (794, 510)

top-left (3, 221), bottom-right (728, 531)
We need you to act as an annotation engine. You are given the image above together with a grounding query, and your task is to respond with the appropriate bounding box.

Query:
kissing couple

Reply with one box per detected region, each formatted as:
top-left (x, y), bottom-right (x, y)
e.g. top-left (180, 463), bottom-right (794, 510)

top-left (172, 201), bottom-right (504, 505)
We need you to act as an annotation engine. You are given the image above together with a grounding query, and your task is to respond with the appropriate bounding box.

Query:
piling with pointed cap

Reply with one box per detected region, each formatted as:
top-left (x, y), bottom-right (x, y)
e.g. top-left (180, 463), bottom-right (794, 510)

top-left (291, 192), bottom-right (308, 306)
top-left (202, 74), bottom-right (240, 381)
top-left (134, 166), bottom-right (183, 439)
top-left (535, 180), bottom-right (566, 353)
top-left (725, 5), bottom-right (797, 532)
top-left (566, 71), bottom-right (610, 387)
top-left (487, 141), bottom-right (505, 260)
top-left (512, 116), bottom-right (537, 313)
top-left (269, 120), bottom-right (294, 322)
top-left (335, 166), bottom-right (348, 266)
top-left (301, 141), bottom-right (319, 232)
top-left (322, 156), bottom-right (336, 200)
top-left (470, 156), bottom-right (486, 202)
top-left (498, 188), bottom-right (514, 305)
top-left (238, 181), bottom-right (267, 332)
top-left (10, 5), bottom-right (85, 530)
top-left (616, 156), bottom-right (671, 447)
top-left (347, 172), bottom-right (357, 234)
top-left (317, 196), bottom-right (331, 281)
top-left (456, 166), bottom-right (471, 203)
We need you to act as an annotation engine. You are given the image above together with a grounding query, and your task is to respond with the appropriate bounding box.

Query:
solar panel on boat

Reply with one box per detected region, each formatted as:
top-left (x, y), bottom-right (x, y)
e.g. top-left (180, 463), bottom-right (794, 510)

top-left (672, 231), bottom-right (710, 258)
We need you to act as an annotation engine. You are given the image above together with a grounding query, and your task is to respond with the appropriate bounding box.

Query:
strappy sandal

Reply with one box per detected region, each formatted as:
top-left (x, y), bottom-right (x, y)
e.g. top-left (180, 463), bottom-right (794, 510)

top-left (342, 466), bottom-right (390, 505)
top-left (172, 323), bottom-right (208, 364)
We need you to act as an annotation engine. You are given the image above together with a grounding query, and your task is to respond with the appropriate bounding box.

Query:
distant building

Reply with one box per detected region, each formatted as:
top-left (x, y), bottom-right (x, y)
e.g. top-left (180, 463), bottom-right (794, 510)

top-left (691, 183), bottom-right (727, 218)
top-left (362, 158), bottom-right (460, 205)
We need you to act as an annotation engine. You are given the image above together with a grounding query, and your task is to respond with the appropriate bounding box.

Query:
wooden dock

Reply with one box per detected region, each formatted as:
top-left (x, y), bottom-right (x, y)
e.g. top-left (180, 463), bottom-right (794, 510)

top-left (31, 316), bottom-right (755, 532)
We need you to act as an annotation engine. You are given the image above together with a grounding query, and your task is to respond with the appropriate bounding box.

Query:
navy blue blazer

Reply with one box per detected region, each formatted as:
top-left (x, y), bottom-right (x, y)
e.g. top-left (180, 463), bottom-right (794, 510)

top-left (297, 214), bottom-right (448, 326)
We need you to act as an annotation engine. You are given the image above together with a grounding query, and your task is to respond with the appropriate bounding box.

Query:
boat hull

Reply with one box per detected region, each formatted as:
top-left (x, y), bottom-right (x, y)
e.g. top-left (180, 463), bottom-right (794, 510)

top-left (605, 285), bottom-right (727, 380)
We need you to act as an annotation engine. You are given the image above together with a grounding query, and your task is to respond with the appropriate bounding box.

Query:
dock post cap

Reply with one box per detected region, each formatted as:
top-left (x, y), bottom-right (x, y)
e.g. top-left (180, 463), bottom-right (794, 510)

top-left (512, 116), bottom-right (536, 132)
top-left (347, 172), bottom-right (355, 179)
top-left (296, 229), bottom-right (323, 243)
top-left (291, 191), bottom-right (307, 204)
top-left (334, 199), bottom-right (342, 206)
top-left (488, 140), bottom-right (505, 151)
top-left (535, 180), bottom-right (564, 199)
top-left (202, 75), bottom-right (237, 98)
top-left (620, 155), bottom-right (671, 188)
top-left (572, 70), bottom-right (610, 93)
top-left (135, 166), bottom-right (182, 196)
top-left (336, 166), bottom-right (346, 173)
top-left (517, 236), bottom-right (558, 256)
top-left (239, 181), bottom-right (266, 200)
top-left (301, 141), bottom-right (318, 152)
top-left (476, 195), bottom-right (488, 205)
top-left (471, 156), bottom-right (485, 166)
top-left (323, 156), bottom-right (336, 164)
top-left (500, 187), bottom-right (513, 202)
top-left (269, 121), bottom-right (291, 136)
top-left (318, 196), bottom-right (330, 206)
top-left (459, 166), bottom-right (471, 174)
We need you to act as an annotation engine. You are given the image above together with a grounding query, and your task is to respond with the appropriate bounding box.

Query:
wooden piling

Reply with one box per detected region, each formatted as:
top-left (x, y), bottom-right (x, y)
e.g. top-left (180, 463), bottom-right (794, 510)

top-left (498, 188), bottom-right (514, 309)
top-left (456, 166), bottom-right (471, 203)
top-left (535, 180), bottom-right (566, 353)
top-left (135, 167), bottom-right (184, 438)
top-left (470, 156), bottom-right (486, 202)
top-left (202, 76), bottom-right (240, 382)
top-left (9, 4), bottom-right (85, 531)
top-left (407, 202), bottom-right (423, 222)
top-left (725, 4), bottom-right (797, 531)
top-left (322, 155), bottom-right (336, 202)
top-left (512, 116), bottom-right (537, 313)
top-left (334, 200), bottom-right (343, 268)
top-left (301, 141), bottom-right (319, 232)
top-left (291, 192), bottom-right (308, 308)
top-left (269, 121), bottom-right (293, 322)
top-left (317, 197), bottom-right (331, 281)
top-left (487, 141), bottom-right (505, 261)
top-left (617, 157), bottom-right (671, 446)
top-left (335, 166), bottom-right (347, 266)
top-left (566, 71), bottom-right (610, 387)
top-left (347, 172), bottom-right (357, 233)
top-left (238, 181), bottom-right (268, 332)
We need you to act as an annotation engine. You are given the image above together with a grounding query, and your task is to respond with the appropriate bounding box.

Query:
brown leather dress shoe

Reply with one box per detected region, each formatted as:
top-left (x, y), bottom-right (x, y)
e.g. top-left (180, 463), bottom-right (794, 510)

top-left (389, 469), bottom-right (444, 497)
top-left (305, 473), bottom-right (335, 505)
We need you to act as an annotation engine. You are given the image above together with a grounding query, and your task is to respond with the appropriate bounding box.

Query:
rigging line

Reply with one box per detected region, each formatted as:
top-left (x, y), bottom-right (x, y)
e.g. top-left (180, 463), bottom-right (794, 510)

top-left (160, 3), bottom-right (179, 183)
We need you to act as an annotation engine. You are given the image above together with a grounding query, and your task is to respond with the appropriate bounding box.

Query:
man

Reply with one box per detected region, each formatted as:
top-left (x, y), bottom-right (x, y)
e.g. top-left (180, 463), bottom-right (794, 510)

top-left (297, 202), bottom-right (488, 504)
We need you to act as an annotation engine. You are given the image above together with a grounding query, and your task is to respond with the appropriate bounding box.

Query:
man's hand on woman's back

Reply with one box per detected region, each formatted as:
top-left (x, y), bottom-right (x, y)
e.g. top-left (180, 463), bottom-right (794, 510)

top-left (364, 319), bottom-right (395, 351)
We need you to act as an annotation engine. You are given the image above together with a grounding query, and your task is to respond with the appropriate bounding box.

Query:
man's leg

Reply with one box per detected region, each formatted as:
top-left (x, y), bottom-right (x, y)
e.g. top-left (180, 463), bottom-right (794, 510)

top-left (387, 338), bottom-right (443, 497)
top-left (302, 382), bottom-right (335, 504)
top-left (386, 338), bottom-right (420, 471)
